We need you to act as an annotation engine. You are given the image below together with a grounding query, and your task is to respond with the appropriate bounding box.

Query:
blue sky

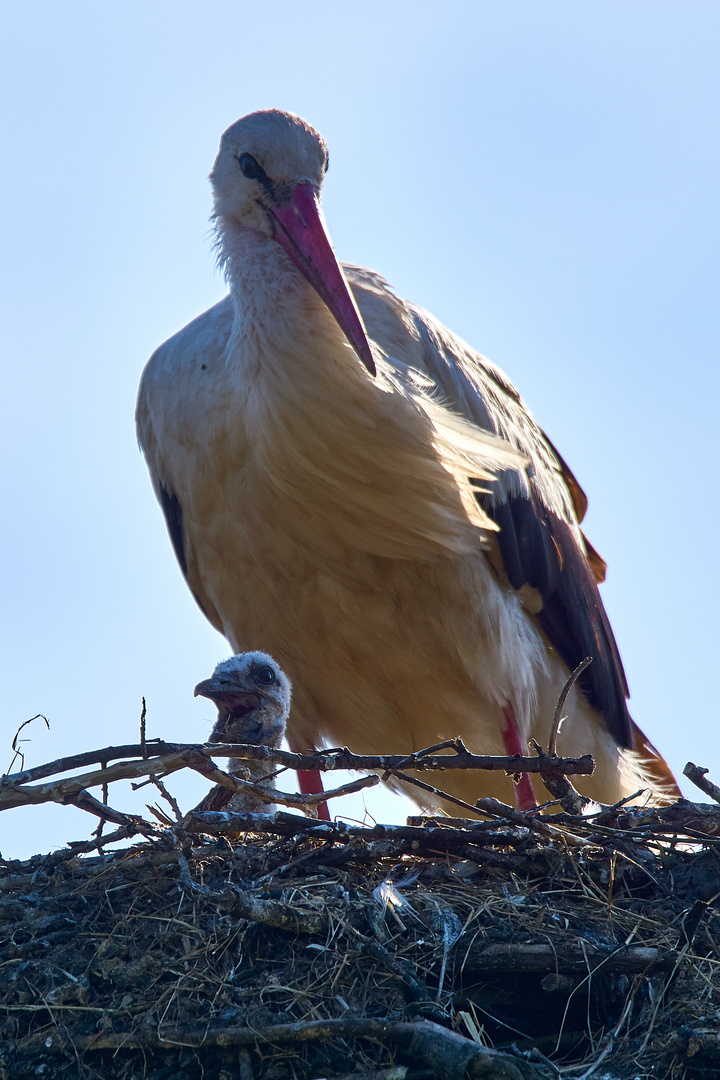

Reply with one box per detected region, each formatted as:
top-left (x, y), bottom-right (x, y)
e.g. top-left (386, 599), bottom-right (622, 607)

top-left (1, 2), bottom-right (718, 858)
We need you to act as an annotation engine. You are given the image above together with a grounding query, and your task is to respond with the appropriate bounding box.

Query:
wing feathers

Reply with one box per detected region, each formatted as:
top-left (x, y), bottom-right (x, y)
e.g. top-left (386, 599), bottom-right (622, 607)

top-left (348, 268), bottom-right (633, 749)
top-left (159, 483), bottom-right (188, 576)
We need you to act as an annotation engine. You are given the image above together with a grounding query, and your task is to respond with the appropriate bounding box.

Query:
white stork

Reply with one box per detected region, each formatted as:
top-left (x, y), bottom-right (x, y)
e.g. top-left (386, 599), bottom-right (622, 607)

top-left (195, 650), bottom-right (290, 814)
top-left (137, 109), bottom-right (678, 815)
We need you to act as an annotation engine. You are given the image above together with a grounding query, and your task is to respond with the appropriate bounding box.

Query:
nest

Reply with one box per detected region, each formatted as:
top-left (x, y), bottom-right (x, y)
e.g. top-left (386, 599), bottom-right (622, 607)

top-left (2, 794), bottom-right (720, 1080)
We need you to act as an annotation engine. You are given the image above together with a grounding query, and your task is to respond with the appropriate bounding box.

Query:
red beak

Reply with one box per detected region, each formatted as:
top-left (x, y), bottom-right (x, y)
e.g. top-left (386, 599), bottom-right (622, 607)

top-left (270, 183), bottom-right (376, 377)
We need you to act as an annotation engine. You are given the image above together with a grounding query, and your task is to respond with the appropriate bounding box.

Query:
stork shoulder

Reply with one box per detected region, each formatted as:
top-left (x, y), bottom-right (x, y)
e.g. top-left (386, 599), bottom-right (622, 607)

top-left (138, 296), bottom-right (235, 404)
top-left (137, 295), bottom-right (235, 457)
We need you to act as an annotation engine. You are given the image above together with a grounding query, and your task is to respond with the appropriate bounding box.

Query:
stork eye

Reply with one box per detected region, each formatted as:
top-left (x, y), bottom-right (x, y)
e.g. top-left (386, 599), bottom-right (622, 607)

top-left (238, 153), bottom-right (269, 183)
top-left (254, 665), bottom-right (276, 685)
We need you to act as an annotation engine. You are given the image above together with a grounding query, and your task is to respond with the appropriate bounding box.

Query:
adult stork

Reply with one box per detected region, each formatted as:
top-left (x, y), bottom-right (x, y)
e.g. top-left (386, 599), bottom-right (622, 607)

top-left (137, 109), bottom-right (678, 814)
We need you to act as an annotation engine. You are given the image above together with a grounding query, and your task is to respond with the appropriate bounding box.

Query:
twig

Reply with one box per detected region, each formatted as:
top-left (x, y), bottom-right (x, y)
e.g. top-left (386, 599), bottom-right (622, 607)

top-left (388, 771), bottom-right (486, 817)
top-left (140, 697), bottom-right (148, 759)
top-left (594, 799), bottom-right (720, 837)
top-left (474, 798), bottom-right (591, 847)
top-left (549, 657), bottom-right (593, 757)
top-left (182, 752), bottom-right (380, 814)
top-left (47, 823), bottom-right (154, 863)
top-left (392, 738), bottom-right (469, 769)
top-left (93, 760), bottom-right (110, 843)
top-left (147, 774), bottom-right (183, 821)
top-left (683, 762), bottom-right (720, 805)
top-left (147, 803), bottom-right (176, 827)
top-left (68, 789), bottom-right (141, 827)
top-left (6, 713), bottom-right (50, 774)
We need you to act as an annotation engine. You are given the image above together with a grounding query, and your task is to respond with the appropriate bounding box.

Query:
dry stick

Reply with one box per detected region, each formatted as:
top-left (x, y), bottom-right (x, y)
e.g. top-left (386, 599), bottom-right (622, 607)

top-left (6, 713), bottom-right (50, 774)
top-left (17, 1017), bottom-right (545, 1079)
top-left (184, 811), bottom-right (542, 853)
top-left (530, 740), bottom-right (590, 816)
top-left (93, 761), bottom-right (110, 842)
top-left (182, 751), bottom-right (380, 813)
top-left (0, 745), bottom-right (589, 816)
top-left (1, 742), bottom-right (594, 790)
top-left (529, 657), bottom-right (596, 814)
top-left (68, 789), bottom-right (137, 826)
top-left (391, 737), bottom-right (468, 770)
top-left (0, 752), bottom-right (194, 810)
top-left (1, 746), bottom-right (381, 817)
top-left (595, 800), bottom-right (720, 837)
top-left (683, 762), bottom-right (720, 805)
top-left (139, 697), bottom-right (148, 759)
top-left (147, 774), bottom-right (183, 822)
top-left (387, 770), bottom-right (487, 818)
top-left (460, 941), bottom-right (673, 975)
top-left (51, 823), bottom-right (156, 863)
top-left (472, 798), bottom-right (592, 847)
top-left (475, 797), bottom-right (550, 834)
top-left (147, 803), bottom-right (176, 827)
top-left (0, 741), bottom-right (181, 787)
top-left (548, 656), bottom-right (593, 758)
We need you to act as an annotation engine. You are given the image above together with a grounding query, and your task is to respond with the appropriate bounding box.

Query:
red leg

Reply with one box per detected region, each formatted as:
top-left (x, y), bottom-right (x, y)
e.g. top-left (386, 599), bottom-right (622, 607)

top-left (294, 757), bottom-right (331, 821)
top-left (502, 704), bottom-right (537, 811)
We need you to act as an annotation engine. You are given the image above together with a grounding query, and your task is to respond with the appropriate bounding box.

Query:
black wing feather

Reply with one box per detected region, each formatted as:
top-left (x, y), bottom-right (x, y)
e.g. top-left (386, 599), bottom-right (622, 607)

top-left (158, 482), bottom-right (215, 619)
top-left (159, 482), bottom-right (187, 575)
top-left (479, 488), bottom-right (632, 749)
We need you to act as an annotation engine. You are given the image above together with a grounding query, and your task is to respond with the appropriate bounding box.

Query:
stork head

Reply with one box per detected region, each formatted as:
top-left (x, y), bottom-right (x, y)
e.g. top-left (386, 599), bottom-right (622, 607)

top-left (194, 650), bottom-right (291, 749)
top-left (210, 109), bottom-right (375, 376)
top-left (211, 110), bottom-right (328, 228)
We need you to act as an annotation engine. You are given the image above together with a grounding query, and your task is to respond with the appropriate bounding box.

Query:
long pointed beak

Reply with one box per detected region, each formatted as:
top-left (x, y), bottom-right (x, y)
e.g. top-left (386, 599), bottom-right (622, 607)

top-left (270, 183), bottom-right (376, 377)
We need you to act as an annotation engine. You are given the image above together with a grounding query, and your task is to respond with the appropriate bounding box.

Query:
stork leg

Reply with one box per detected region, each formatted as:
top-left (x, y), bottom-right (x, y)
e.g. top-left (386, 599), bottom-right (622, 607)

top-left (296, 765), bottom-right (331, 821)
top-left (287, 737), bottom-right (331, 821)
top-left (501, 704), bottom-right (538, 811)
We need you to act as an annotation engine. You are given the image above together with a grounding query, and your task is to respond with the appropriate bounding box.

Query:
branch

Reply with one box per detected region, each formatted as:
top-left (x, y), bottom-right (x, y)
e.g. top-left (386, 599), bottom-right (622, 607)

top-left (0, 750), bottom-right (194, 810)
top-left (184, 758), bottom-right (381, 817)
top-left (461, 941), bottom-right (674, 975)
top-left (1, 740), bottom-right (594, 791)
top-left (68, 789), bottom-right (141, 827)
top-left (683, 762), bottom-right (720, 805)
top-left (185, 810), bottom-right (535, 853)
top-left (16, 1017), bottom-right (546, 1078)
top-left (1, 746), bottom-right (382, 817)
top-left (529, 740), bottom-right (590, 814)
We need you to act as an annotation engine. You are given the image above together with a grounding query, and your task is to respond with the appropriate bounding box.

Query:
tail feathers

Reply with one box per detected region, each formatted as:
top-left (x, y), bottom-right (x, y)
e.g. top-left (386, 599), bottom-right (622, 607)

top-left (626, 721), bottom-right (681, 804)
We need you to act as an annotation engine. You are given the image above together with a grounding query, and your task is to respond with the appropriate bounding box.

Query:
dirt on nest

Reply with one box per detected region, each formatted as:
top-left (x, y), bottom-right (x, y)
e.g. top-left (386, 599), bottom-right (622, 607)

top-left (1, 805), bottom-right (720, 1080)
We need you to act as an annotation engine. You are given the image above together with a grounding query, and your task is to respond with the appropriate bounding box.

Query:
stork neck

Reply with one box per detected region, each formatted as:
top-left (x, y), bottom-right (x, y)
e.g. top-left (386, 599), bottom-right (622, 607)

top-left (219, 220), bottom-right (362, 389)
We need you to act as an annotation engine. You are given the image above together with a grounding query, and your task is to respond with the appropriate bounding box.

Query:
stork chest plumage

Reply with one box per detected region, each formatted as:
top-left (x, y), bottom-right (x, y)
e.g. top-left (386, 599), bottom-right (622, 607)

top-left (139, 278), bottom-right (546, 758)
top-left (137, 108), bottom-right (679, 810)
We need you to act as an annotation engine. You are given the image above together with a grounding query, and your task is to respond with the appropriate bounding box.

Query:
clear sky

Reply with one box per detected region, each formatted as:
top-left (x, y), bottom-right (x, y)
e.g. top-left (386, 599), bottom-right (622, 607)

top-left (2, 2), bottom-right (718, 859)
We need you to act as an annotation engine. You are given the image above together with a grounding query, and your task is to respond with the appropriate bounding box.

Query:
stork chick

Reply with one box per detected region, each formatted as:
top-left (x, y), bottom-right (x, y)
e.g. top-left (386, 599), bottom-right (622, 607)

top-left (194, 651), bottom-right (291, 814)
